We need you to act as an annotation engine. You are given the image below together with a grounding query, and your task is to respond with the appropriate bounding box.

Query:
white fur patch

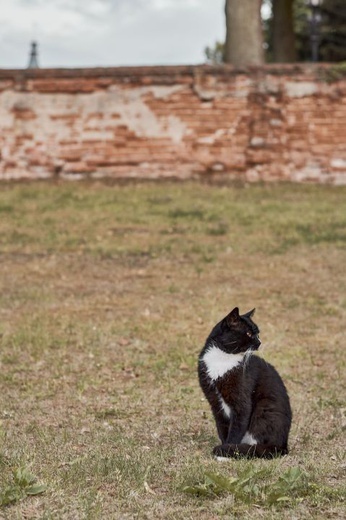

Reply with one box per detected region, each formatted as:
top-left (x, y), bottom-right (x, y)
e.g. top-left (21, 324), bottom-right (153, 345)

top-left (202, 344), bottom-right (244, 381)
top-left (219, 395), bottom-right (231, 418)
top-left (241, 432), bottom-right (257, 445)
top-left (215, 456), bottom-right (230, 462)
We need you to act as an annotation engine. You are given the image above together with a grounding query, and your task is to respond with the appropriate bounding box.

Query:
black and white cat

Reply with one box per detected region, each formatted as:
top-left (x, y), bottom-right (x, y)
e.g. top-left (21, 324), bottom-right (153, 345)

top-left (198, 307), bottom-right (292, 458)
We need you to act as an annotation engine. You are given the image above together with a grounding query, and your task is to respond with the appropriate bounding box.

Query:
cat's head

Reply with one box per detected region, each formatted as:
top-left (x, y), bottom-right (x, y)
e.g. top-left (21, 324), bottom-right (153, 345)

top-left (209, 307), bottom-right (261, 354)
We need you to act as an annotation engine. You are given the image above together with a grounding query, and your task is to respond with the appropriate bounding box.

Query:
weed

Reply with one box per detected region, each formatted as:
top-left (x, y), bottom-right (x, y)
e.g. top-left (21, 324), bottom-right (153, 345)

top-left (183, 465), bottom-right (345, 510)
top-left (185, 466), bottom-right (299, 504)
top-left (0, 467), bottom-right (46, 507)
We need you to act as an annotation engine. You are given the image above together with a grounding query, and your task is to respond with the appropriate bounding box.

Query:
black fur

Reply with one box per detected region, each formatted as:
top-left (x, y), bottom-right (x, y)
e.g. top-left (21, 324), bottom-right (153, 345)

top-left (198, 307), bottom-right (292, 458)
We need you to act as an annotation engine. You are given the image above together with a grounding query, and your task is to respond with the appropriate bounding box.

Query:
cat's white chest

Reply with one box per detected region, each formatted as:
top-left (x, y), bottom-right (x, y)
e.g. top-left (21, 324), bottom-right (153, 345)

top-left (202, 344), bottom-right (244, 382)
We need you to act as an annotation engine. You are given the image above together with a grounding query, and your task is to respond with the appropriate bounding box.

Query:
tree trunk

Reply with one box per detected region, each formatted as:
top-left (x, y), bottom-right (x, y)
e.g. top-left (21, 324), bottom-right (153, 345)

top-left (272, 0), bottom-right (297, 62)
top-left (224, 0), bottom-right (264, 66)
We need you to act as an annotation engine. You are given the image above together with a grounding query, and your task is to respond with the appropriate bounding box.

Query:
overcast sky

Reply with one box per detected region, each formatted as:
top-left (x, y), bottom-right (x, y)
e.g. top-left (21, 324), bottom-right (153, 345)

top-left (0, 0), bottom-right (227, 69)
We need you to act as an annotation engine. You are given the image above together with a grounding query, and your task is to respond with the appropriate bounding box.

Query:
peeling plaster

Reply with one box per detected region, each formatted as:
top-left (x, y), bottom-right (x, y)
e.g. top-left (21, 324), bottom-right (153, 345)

top-left (88, 88), bottom-right (187, 142)
top-left (285, 82), bottom-right (318, 98)
top-left (0, 87), bottom-right (188, 145)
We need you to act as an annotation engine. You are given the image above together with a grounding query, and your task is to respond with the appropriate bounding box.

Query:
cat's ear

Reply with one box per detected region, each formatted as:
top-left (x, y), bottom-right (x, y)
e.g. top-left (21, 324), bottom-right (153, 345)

top-left (226, 307), bottom-right (240, 326)
top-left (244, 308), bottom-right (256, 318)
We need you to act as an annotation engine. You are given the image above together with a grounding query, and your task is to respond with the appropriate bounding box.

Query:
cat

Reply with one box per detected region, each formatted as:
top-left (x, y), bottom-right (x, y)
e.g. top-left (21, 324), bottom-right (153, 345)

top-left (198, 307), bottom-right (292, 459)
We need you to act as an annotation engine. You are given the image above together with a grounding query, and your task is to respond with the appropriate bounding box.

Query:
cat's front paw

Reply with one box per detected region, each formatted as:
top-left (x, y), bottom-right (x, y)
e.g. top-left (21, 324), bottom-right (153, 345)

top-left (213, 444), bottom-right (233, 458)
top-left (213, 443), bottom-right (240, 459)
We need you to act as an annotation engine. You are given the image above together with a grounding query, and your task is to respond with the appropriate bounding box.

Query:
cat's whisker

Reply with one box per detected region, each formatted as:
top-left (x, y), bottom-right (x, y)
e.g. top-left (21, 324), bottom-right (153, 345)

top-left (223, 340), bottom-right (238, 347)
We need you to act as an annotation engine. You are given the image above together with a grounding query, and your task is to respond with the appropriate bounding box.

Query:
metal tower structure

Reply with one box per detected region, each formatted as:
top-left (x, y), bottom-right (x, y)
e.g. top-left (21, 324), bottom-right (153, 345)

top-left (27, 41), bottom-right (39, 69)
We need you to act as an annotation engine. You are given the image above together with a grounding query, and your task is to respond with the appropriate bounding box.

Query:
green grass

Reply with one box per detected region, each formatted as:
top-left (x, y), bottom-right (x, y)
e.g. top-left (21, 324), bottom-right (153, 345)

top-left (0, 180), bottom-right (345, 519)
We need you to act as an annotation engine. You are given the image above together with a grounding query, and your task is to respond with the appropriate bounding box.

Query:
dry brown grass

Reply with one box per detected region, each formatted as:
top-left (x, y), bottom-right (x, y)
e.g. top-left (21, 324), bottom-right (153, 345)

top-left (0, 180), bottom-right (345, 519)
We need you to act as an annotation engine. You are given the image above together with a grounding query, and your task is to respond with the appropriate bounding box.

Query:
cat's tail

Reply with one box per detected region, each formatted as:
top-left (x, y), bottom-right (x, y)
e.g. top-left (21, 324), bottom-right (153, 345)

top-left (213, 443), bottom-right (288, 459)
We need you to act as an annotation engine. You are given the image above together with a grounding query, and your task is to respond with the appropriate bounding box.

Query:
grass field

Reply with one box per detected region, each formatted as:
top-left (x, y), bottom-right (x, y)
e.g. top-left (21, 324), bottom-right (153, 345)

top-left (0, 180), bottom-right (345, 519)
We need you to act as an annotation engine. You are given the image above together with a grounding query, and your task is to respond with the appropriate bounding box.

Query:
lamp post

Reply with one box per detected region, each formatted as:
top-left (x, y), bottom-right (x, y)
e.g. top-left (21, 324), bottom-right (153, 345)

top-left (309, 0), bottom-right (322, 62)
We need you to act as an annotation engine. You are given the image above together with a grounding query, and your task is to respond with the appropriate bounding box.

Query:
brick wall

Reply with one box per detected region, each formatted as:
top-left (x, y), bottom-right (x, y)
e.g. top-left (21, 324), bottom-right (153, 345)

top-left (0, 64), bottom-right (345, 183)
